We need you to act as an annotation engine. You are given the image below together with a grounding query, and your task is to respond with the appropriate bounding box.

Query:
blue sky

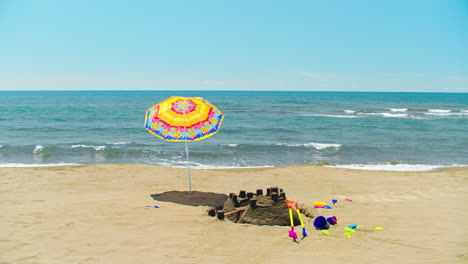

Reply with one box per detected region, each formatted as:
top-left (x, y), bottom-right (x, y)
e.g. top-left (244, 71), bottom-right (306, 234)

top-left (0, 0), bottom-right (467, 92)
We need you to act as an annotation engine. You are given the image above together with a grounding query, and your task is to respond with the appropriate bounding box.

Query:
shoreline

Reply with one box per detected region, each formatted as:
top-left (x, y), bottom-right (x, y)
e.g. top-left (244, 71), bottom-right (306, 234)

top-left (0, 162), bottom-right (467, 172)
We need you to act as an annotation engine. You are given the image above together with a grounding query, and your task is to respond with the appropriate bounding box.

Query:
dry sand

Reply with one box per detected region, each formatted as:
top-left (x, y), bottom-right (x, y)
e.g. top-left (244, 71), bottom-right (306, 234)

top-left (1, 164), bottom-right (467, 264)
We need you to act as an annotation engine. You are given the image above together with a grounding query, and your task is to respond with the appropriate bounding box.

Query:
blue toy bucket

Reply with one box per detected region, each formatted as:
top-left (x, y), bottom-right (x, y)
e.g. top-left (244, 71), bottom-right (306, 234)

top-left (313, 216), bottom-right (330, 230)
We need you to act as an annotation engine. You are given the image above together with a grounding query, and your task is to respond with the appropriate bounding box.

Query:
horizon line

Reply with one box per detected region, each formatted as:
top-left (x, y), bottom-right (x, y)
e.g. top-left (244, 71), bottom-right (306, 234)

top-left (0, 90), bottom-right (467, 94)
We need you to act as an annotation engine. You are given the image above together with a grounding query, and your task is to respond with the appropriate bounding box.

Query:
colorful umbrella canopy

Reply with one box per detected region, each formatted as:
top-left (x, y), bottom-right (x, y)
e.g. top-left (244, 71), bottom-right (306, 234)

top-left (144, 96), bottom-right (224, 142)
top-left (144, 96), bottom-right (224, 191)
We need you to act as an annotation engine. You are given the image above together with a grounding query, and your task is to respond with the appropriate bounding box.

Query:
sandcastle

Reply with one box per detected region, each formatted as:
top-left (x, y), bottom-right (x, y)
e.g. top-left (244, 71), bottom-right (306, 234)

top-left (208, 187), bottom-right (302, 226)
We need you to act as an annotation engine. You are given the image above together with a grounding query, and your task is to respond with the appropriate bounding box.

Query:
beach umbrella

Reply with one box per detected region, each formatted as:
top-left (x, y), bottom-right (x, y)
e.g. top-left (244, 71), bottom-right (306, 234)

top-left (144, 96), bottom-right (224, 192)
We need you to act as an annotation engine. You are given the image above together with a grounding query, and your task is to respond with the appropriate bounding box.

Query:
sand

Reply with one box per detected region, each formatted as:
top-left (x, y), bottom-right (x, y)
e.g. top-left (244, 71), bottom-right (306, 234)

top-left (1, 164), bottom-right (467, 264)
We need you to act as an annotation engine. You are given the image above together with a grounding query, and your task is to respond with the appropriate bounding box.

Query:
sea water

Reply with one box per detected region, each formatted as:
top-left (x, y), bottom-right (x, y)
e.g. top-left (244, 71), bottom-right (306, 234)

top-left (0, 91), bottom-right (467, 171)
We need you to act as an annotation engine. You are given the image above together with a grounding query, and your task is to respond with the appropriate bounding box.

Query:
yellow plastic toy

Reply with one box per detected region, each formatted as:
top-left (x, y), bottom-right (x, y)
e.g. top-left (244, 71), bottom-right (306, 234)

top-left (286, 201), bottom-right (297, 242)
top-left (294, 201), bottom-right (307, 238)
top-left (286, 199), bottom-right (308, 241)
top-left (314, 201), bottom-right (327, 208)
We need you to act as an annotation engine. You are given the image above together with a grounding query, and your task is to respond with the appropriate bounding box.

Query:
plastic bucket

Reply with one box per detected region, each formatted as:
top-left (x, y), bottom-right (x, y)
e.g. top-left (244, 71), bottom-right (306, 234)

top-left (313, 216), bottom-right (330, 230)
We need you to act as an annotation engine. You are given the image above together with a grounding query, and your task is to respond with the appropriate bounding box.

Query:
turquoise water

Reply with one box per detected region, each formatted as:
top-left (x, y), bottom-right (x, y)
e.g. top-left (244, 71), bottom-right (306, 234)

top-left (0, 91), bottom-right (467, 170)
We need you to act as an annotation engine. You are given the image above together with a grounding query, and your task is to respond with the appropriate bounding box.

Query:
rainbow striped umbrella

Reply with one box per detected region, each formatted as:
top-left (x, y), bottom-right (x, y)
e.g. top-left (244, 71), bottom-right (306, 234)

top-left (144, 96), bottom-right (224, 191)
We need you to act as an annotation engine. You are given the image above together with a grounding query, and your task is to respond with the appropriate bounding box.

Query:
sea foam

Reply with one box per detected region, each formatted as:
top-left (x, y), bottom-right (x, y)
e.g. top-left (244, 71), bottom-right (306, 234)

top-left (275, 142), bottom-right (341, 150)
top-left (389, 108), bottom-right (408, 112)
top-left (428, 109), bottom-right (451, 113)
top-left (381, 113), bottom-right (409, 118)
top-left (71, 145), bottom-right (106, 151)
top-left (312, 114), bottom-right (359, 118)
top-left (358, 113), bottom-right (409, 118)
top-left (221, 143), bottom-right (239, 147)
top-left (107, 142), bottom-right (132, 145)
top-left (33, 145), bottom-right (44, 154)
top-left (326, 163), bottom-right (445, 171)
top-left (0, 163), bottom-right (80, 168)
top-left (424, 112), bottom-right (464, 116)
top-left (303, 142), bottom-right (342, 150)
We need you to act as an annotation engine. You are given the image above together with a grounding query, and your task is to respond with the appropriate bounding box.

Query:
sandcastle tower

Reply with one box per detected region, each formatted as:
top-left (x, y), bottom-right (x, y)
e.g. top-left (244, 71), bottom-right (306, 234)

top-left (209, 187), bottom-right (301, 226)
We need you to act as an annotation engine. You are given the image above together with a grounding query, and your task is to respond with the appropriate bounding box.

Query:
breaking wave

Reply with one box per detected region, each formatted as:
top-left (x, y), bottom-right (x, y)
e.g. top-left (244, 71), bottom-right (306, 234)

top-left (428, 109), bottom-right (451, 113)
top-left (221, 143), bottom-right (239, 147)
top-left (381, 113), bottom-right (409, 118)
top-left (107, 142), bottom-right (132, 145)
top-left (303, 142), bottom-right (341, 150)
top-left (33, 145), bottom-right (44, 154)
top-left (71, 145), bottom-right (107, 151)
top-left (424, 112), bottom-right (467, 116)
top-left (275, 142), bottom-right (341, 150)
top-left (311, 114), bottom-right (360, 118)
top-left (389, 108), bottom-right (408, 112)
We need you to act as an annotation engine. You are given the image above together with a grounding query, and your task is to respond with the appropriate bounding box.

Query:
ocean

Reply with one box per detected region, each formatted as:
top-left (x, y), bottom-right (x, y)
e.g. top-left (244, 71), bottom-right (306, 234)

top-left (0, 91), bottom-right (467, 171)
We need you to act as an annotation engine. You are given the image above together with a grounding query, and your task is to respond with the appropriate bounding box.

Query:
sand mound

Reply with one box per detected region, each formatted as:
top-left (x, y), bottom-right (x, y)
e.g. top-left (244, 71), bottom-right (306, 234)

top-left (220, 187), bottom-right (303, 226)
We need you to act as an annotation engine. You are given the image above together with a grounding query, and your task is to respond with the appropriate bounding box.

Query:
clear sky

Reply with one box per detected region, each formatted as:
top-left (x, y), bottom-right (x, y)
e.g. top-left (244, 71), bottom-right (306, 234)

top-left (1, 0), bottom-right (467, 92)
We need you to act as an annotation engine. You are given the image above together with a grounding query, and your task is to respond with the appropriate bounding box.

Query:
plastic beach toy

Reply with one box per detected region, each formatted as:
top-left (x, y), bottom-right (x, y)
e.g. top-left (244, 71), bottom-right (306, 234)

top-left (345, 227), bottom-right (356, 233)
top-left (324, 205), bottom-right (333, 209)
top-left (345, 199), bottom-right (353, 202)
top-left (294, 201), bottom-right (308, 239)
top-left (344, 232), bottom-right (351, 238)
top-left (327, 216), bottom-right (338, 225)
top-left (146, 205), bottom-right (159, 208)
top-left (285, 199), bottom-right (307, 241)
top-left (332, 199), bottom-right (338, 204)
top-left (313, 216), bottom-right (330, 230)
top-left (286, 201), bottom-right (298, 242)
top-left (348, 224), bottom-right (358, 229)
top-left (322, 230), bottom-right (330, 235)
top-left (375, 227), bottom-right (383, 230)
top-left (289, 227), bottom-right (298, 240)
top-left (314, 201), bottom-right (327, 208)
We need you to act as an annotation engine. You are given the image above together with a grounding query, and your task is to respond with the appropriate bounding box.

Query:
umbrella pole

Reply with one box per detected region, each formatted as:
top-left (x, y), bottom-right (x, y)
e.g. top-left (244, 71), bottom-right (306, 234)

top-left (185, 139), bottom-right (192, 192)
top-left (183, 106), bottom-right (192, 193)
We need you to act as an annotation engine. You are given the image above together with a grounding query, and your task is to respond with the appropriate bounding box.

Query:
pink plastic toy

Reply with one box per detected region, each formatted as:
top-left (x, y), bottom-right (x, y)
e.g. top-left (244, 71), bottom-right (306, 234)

top-left (289, 227), bottom-right (298, 239)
